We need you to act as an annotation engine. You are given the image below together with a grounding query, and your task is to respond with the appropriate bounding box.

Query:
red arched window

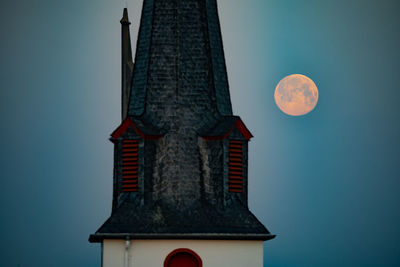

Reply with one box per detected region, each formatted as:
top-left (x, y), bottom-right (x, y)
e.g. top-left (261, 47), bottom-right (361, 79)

top-left (164, 248), bottom-right (202, 267)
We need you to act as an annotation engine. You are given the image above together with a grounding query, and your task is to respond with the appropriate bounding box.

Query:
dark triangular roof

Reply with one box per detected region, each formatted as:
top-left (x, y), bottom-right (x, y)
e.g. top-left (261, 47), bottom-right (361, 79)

top-left (111, 116), bottom-right (165, 140)
top-left (128, 0), bottom-right (232, 121)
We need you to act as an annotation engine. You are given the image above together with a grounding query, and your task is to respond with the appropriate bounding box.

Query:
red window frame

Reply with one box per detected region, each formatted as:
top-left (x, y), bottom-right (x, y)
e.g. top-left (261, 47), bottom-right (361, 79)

top-left (164, 248), bottom-right (202, 267)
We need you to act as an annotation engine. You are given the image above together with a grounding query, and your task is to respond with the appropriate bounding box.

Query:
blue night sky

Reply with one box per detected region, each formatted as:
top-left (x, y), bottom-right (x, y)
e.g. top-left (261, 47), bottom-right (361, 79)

top-left (1, 0), bottom-right (399, 266)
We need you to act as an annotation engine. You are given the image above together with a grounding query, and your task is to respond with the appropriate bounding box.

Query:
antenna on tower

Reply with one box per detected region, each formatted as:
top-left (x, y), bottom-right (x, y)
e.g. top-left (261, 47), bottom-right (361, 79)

top-left (124, 0), bottom-right (128, 8)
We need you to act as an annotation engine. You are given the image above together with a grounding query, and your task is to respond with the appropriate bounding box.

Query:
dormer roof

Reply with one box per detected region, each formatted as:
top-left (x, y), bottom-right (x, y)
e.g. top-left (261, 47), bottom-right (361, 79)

top-left (111, 117), bottom-right (164, 140)
top-left (199, 116), bottom-right (253, 141)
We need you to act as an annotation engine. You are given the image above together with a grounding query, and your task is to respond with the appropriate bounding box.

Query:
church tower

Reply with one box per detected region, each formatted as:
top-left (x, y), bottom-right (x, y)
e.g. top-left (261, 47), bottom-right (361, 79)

top-left (90, 1), bottom-right (275, 266)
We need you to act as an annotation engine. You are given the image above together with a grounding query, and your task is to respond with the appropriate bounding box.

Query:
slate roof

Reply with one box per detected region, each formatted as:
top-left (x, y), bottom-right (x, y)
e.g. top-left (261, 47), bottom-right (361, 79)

top-left (198, 116), bottom-right (239, 137)
top-left (110, 116), bottom-right (165, 139)
top-left (198, 115), bottom-right (254, 140)
top-left (131, 116), bottom-right (164, 136)
top-left (89, 200), bottom-right (274, 242)
top-left (128, 0), bottom-right (232, 118)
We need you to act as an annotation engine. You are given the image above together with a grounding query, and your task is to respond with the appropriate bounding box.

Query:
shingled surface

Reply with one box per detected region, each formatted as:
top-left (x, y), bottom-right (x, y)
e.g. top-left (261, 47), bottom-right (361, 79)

top-left (129, 0), bottom-right (232, 118)
top-left (90, 200), bottom-right (274, 242)
top-left (90, 1), bottom-right (274, 243)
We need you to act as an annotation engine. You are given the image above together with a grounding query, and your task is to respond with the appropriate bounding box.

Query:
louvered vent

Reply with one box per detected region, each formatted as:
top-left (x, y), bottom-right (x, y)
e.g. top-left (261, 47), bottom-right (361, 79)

top-left (122, 139), bottom-right (139, 192)
top-left (228, 140), bottom-right (243, 192)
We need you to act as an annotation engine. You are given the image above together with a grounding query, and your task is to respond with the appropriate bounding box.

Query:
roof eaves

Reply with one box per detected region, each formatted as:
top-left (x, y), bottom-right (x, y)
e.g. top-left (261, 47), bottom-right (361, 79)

top-left (89, 233), bottom-right (276, 243)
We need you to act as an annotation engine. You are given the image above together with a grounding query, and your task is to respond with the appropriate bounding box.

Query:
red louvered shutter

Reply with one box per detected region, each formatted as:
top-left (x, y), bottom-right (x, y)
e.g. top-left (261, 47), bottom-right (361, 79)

top-left (122, 140), bottom-right (139, 192)
top-left (228, 140), bottom-right (243, 192)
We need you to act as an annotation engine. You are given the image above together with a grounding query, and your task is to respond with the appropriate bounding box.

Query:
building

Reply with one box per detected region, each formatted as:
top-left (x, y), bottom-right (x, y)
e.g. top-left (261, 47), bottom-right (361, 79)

top-left (89, 1), bottom-right (275, 266)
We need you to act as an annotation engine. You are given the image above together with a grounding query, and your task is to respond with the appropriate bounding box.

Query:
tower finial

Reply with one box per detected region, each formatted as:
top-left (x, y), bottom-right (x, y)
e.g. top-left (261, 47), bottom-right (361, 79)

top-left (120, 7), bottom-right (130, 25)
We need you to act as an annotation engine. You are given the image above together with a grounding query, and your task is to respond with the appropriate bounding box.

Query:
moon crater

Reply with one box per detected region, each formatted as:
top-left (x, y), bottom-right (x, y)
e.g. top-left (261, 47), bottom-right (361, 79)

top-left (274, 74), bottom-right (319, 116)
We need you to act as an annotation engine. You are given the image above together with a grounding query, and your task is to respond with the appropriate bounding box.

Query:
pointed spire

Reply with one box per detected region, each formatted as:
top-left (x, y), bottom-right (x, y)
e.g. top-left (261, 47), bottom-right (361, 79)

top-left (121, 8), bottom-right (133, 120)
top-left (128, 0), bottom-right (233, 121)
top-left (120, 8), bottom-right (131, 25)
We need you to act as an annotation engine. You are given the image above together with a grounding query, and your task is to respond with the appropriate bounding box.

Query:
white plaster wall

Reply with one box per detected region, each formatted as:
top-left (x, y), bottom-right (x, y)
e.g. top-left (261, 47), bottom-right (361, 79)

top-left (103, 239), bottom-right (264, 267)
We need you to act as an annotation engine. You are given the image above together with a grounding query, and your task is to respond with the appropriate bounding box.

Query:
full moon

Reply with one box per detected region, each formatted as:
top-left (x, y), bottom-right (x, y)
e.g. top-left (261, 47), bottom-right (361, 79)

top-left (274, 74), bottom-right (319, 116)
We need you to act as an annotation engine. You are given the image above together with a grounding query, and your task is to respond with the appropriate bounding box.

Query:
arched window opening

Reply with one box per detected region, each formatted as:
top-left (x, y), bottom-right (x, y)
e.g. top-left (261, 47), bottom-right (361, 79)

top-left (164, 248), bottom-right (202, 267)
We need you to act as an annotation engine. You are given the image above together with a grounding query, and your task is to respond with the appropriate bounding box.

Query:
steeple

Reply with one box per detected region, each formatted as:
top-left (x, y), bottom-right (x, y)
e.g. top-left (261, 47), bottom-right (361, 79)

top-left (120, 8), bottom-right (133, 121)
top-left (90, 1), bottom-right (274, 245)
top-left (128, 0), bottom-right (233, 125)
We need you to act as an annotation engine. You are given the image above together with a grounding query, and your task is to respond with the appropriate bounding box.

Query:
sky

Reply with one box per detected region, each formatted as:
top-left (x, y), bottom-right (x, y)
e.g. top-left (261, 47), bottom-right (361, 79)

top-left (0, 0), bottom-right (399, 266)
